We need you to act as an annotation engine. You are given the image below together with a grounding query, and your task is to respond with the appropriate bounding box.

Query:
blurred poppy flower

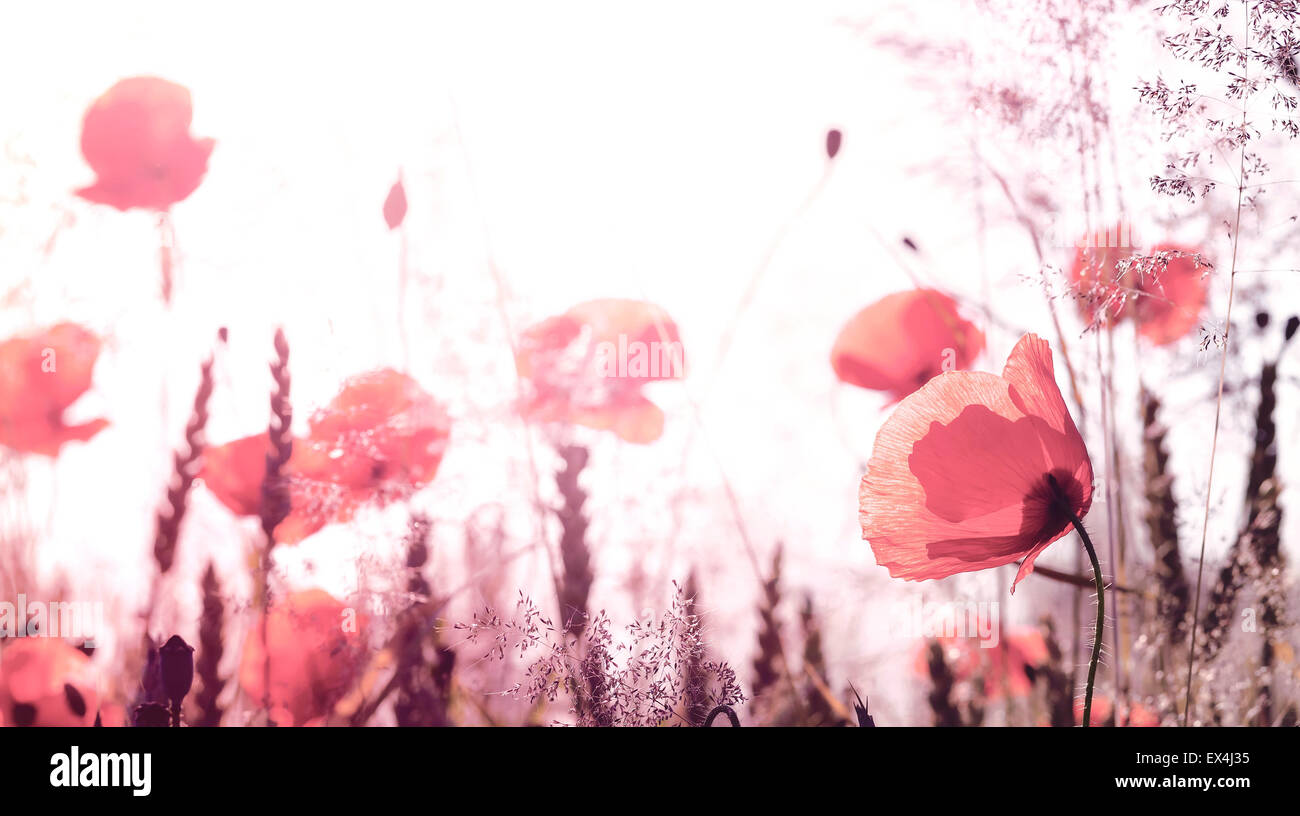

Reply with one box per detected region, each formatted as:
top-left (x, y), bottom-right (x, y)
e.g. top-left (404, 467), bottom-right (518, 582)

top-left (1067, 223), bottom-right (1138, 326)
top-left (990, 628), bottom-right (1050, 696)
top-left (282, 368), bottom-right (451, 542)
top-left (917, 627), bottom-right (1049, 700)
top-left (860, 333), bottom-right (1093, 592)
top-left (76, 76), bottom-right (214, 212)
top-left (200, 433), bottom-right (271, 517)
top-left (1130, 244), bottom-right (1209, 346)
top-left (239, 589), bottom-right (369, 726)
top-left (201, 369), bottom-right (451, 544)
top-left (0, 323), bottom-right (108, 456)
top-left (1068, 227), bottom-right (1207, 344)
top-left (831, 289), bottom-right (984, 402)
top-left (1124, 702), bottom-right (1161, 727)
top-left (0, 639), bottom-right (99, 727)
top-left (516, 299), bottom-right (684, 443)
top-left (383, 178), bottom-right (407, 229)
top-left (1074, 695), bottom-right (1159, 727)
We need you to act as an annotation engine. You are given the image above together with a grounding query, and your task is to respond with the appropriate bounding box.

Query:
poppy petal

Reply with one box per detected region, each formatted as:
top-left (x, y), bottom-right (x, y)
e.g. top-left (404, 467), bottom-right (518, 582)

top-left (0, 323), bottom-right (107, 456)
top-left (861, 334), bottom-right (1092, 590)
top-left (1133, 245), bottom-right (1208, 345)
top-left (77, 77), bottom-right (213, 212)
top-left (832, 289), bottom-right (984, 401)
top-left (516, 300), bottom-right (682, 443)
top-left (200, 434), bottom-right (274, 517)
top-left (238, 589), bottom-right (368, 726)
top-left (383, 179), bottom-right (407, 230)
top-left (862, 371), bottom-right (1044, 580)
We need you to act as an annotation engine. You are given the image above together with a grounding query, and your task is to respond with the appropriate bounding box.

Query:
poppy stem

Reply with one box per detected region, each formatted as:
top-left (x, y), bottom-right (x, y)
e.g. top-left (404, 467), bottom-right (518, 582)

top-left (1069, 514), bottom-right (1104, 728)
top-left (157, 213), bottom-right (175, 305)
top-left (703, 705), bottom-right (741, 727)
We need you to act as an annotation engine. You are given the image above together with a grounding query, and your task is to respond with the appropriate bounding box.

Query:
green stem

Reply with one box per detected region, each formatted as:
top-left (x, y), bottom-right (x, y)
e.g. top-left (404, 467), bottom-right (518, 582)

top-left (1070, 514), bottom-right (1104, 727)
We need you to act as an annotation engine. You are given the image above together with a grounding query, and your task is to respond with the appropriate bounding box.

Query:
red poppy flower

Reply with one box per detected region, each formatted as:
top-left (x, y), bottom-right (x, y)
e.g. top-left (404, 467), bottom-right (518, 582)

top-left (76, 76), bottom-right (214, 212)
top-left (831, 289), bottom-right (984, 402)
top-left (0, 639), bottom-right (99, 727)
top-left (1131, 244), bottom-right (1208, 346)
top-left (516, 299), bottom-right (684, 443)
top-left (239, 589), bottom-right (369, 726)
top-left (0, 323), bottom-right (109, 456)
top-left (283, 368), bottom-right (451, 541)
top-left (1068, 227), bottom-right (1208, 344)
top-left (918, 627), bottom-right (1049, 701)
top-left (383, 178), bottom-right (407, 230)
top-left (200, 369), bottom-right (451, 544)
top-left (860, 333), bottom-right (1093, 592)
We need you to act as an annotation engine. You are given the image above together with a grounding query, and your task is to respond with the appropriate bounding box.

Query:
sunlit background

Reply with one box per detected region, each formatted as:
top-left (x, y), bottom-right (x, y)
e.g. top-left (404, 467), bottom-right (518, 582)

top-left (2, 0), bottom-right (1298, 724)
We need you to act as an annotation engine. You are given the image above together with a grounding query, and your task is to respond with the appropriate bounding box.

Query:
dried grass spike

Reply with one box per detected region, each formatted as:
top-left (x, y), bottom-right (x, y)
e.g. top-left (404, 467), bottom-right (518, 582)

top-left (751, 545), bottom-right (784, 702)
top-left (925, 640), bottom-right (963, 727)
top-left (152, 356), bottom-right (214, 573)
top-left (680, 572), bottom-right (709, 726)
top-left (259, 328), bottom-right (293, 543)
top-left (195, 563), bottom-right (225, 727)
top-left (554, 444), bottom-right (592, 634)
top-left (1140, 388), bottom-right (1190, 643)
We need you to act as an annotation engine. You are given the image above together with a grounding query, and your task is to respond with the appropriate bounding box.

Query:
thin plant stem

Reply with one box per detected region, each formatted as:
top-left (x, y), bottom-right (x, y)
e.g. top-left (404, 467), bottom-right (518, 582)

top-left (398, 214), bottom-right (410, 373)
top-left (1184, 6), bottom-right (1250, 728)
top-left (445, 88), bottom-right (564, 618)
top-left (1050, 473), bottom-right (1104, 727)
top-left (704, 704), bottom-right (741, 727)
top-left (1019, 559), bottom-right (1144, 596)
top-left (979, 160), bottom-right (1088, 425)
top-left (1100, 327), bottom-right (1128, 696)
top-left (1072, 513), bottom-right (1105, 728)
top-left (702, 162), bottom-right (835, 404)
top-left (158, 213), bottom-right (175, 306)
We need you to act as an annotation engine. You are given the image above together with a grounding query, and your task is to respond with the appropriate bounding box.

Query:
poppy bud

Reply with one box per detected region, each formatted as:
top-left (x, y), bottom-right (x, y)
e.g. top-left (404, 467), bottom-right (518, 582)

top-left (159, 635), bottom-right (195, 708)
top-left (826, 128), bottom-right (842, 159)
top-left (383, 179), bottom-right (407, 230)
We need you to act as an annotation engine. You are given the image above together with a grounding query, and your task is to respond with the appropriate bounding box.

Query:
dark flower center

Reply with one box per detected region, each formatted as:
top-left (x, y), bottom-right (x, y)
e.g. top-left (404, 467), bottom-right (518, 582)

top-left (1024, 470), bottom-right (1085, 542)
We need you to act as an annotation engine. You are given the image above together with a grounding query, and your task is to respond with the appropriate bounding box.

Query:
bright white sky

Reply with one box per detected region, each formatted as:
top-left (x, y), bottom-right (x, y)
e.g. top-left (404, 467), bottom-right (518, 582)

top-left (2, 1), bottom-right (1296, 723)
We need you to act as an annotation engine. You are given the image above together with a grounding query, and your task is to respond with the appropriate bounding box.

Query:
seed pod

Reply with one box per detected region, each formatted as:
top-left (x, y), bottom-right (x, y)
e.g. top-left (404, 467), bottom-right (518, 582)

top-left (826, 128), bottom-right (842, 159)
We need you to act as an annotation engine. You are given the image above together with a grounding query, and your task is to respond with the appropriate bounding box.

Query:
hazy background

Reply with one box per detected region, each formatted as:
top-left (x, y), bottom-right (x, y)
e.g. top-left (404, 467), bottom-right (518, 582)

top-left (2, 0), bottom-right (1297, 723)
